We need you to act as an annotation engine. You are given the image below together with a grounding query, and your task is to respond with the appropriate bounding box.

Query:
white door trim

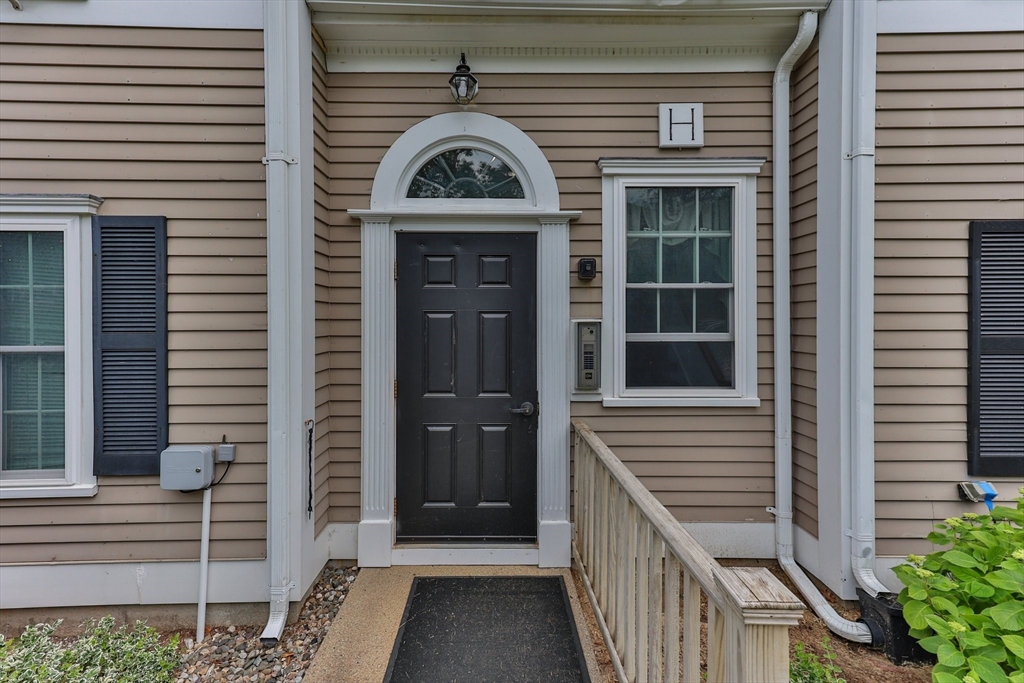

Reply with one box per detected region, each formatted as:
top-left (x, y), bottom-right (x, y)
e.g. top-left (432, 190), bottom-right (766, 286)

top-left (349, 112), bottom-right (579, 568)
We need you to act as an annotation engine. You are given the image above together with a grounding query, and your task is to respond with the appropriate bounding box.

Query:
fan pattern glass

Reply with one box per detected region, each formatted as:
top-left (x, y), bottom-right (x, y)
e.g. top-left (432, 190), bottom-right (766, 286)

top-left (408, 148), bottom-right (525, 199)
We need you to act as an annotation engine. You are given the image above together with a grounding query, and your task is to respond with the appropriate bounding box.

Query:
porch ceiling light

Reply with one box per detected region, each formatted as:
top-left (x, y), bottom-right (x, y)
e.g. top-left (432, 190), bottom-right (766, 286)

top-left (449, 53), bottom-right (479, 105)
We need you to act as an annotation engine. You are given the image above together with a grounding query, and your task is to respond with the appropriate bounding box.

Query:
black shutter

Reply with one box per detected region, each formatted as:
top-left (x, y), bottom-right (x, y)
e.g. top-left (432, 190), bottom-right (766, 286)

top-left (968, 220), bottom-right (1024, 477)
top-left (93, 216), bottom-right (168, 476)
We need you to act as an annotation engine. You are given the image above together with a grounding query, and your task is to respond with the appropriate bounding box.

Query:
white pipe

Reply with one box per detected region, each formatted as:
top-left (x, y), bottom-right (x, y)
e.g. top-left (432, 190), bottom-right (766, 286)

top-left (197, 486), bottom-right (212, 643)
top-left (771, 10), bottom-right (874, 644)
top-left (848, 0), bottom-right (890, 599)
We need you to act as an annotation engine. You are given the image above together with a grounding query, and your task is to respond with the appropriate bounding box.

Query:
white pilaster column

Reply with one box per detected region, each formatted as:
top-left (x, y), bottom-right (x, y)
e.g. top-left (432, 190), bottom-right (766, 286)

top-left (358, 218), bottom-right (395, 567)
top-left (538, 219), bottom-right (572, 567)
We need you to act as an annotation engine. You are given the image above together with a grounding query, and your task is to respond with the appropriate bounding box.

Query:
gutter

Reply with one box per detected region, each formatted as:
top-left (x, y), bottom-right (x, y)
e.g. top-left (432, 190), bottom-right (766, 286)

top-left (769, 10), bottom-right (875, 645)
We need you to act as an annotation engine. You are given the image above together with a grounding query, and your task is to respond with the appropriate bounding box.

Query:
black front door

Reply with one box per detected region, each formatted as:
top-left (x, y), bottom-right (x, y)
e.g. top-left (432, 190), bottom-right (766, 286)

top-left (396, 233), bottom-right (538, 542)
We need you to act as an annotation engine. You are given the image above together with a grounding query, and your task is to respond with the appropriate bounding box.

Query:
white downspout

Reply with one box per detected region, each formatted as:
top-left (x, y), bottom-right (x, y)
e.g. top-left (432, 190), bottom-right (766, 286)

top-left (771, 10), bottom-right (875, 643)
top-left (260, 0), bottom-right (299, 645)
top-left (848, 0), bottom-right (890, 600)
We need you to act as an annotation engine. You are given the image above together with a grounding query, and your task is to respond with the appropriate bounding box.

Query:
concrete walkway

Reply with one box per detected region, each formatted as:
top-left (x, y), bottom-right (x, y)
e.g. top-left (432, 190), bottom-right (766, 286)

top-left (304, 565), bottom-right (601, 683)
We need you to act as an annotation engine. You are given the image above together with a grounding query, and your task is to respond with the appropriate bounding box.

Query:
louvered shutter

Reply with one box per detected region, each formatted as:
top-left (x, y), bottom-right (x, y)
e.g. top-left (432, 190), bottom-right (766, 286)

top-left (93, 216), bottom-right (168, 475)
top-left (968, 220), bottom-right (1024, 477)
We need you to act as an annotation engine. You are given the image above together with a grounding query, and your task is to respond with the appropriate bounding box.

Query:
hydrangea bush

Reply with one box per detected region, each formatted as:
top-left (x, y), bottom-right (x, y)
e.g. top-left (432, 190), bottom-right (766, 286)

top-left (0, 616), bottom-right (180, 683)
top-left (893, 490), bottom-right (1024, 683)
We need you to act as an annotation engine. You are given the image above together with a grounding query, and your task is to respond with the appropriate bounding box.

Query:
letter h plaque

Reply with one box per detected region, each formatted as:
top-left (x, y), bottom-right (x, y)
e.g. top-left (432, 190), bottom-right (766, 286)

top-left (659, 103), bottom-right (704, 148)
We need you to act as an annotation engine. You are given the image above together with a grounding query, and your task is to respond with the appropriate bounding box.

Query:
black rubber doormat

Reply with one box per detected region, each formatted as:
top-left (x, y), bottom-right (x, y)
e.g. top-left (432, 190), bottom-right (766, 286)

top-left (383, 576), bottom-right (591, 683)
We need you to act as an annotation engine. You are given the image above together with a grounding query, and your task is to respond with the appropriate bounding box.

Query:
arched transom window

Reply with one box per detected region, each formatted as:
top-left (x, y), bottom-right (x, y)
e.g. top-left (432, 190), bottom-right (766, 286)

top-left (407, 148), bottom-right (525, 199)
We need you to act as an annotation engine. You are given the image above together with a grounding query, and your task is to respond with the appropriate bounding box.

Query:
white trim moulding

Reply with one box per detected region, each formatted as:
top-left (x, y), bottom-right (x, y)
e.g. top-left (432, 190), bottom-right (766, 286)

top-left (326, 47), bottom-right (787, 74)
top-left (0, 560), bottom-right (270, 610)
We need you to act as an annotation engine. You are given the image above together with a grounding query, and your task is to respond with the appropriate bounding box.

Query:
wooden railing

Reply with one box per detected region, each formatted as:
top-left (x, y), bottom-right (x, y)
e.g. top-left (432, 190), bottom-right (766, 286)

top-left (572, 420), bottom-right (805, 683)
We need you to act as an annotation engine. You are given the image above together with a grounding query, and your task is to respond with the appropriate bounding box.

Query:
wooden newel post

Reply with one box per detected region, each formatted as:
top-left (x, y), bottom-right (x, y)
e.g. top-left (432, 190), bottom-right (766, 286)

top-left (714, 567), bottom-right (805, 683)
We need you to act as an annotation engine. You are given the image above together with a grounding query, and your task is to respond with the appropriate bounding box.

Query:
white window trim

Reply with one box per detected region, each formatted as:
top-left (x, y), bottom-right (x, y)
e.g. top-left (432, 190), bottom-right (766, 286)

top-left (0, 195), bottom-right (102, 498)
top-left (598, 158), bottom-right (764, 407)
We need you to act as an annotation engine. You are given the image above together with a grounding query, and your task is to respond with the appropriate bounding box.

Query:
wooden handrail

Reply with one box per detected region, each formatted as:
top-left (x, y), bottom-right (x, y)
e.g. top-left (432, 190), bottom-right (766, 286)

top-left (571, 419), bottom-right (805, 683)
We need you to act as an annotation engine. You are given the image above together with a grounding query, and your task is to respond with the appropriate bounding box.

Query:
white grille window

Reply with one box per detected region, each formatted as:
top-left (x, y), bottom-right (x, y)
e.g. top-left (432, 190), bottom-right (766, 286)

top-left (599, 159), bottom-right (763, 407)
top-left (0, 196), bottom-right (100, 498)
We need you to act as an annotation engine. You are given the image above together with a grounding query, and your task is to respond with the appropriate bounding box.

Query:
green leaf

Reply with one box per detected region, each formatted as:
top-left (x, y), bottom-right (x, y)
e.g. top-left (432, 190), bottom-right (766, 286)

top-left (985, 547), bottom-right (1007, 566)
top-left (989, 600), bottom-right (1024, 631)
top-left (962, 630), bottom-right (994, 650)
top-left (937, 643), bottom-right (966, 667)
top-left (932, 575), bottom-right (959, 592)
top-left (934, 673), bottom-right (964, 683)
top-left (968, 655), bottom-right (1009, 683)
top-left (903, 600), bottom-right (933, 630)
top-left (1002, 635), bottom-right (1024, 659)
top-left (1009, 672), bottom-right (1024, 683)
top-left (967, 580), bottom-right (997, 599)
top-left (908, 584), bottom-right (928, 601)
top-left (948, 564), bottom-right (982, 583)
top-left (918, 635), bottom-right (952, 654)
top-left (925, 614), bottom-right (954, 637)
top-left (944, 550), bottom-right (981, 568)
top-left (932, 596), bottom-right (961, 616)
top-left (991, 507), bottom-right (1024, 524)
top-left (977, 644), bottom-right (1008, 663)
top-left (969, 530), bottom-right (1000, 548)
top-left (929, 530), bottom-right (954, 545)
top-left (986, 568), bottom-right (1024, 593)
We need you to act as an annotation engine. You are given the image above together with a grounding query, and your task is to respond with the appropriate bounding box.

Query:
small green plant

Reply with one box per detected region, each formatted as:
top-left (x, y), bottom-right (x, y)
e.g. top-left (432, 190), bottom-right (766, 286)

top-left (0, 615), bottom-right (180, 683)
top-left (894, 490), bottom-right (1024, 683)
top-left (790, 637), bottom-right (847, 683)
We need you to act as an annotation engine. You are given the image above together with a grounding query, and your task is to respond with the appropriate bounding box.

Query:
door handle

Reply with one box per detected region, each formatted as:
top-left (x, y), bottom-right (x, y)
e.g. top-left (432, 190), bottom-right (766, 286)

top-left (508, 401), bottom-right (535, 416)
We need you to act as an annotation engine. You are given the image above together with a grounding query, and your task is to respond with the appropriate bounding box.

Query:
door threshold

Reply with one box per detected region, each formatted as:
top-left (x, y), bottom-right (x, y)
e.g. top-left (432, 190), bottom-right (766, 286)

top-left (391, 545), bottom-right (540, 566)
top-left (394, 542), bottom-right (538, 549)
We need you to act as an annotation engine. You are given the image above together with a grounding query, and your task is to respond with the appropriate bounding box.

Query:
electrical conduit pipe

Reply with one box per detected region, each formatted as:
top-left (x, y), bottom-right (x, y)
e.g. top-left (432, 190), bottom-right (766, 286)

top-left (770, 10), bottom-right (875, 644)
top-left (197, 486), bottom-right (212, 643)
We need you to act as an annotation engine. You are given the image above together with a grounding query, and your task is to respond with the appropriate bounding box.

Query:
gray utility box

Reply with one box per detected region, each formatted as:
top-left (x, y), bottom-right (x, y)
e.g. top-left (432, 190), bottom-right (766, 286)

top-left (160, 446), bottom-right (215, 491)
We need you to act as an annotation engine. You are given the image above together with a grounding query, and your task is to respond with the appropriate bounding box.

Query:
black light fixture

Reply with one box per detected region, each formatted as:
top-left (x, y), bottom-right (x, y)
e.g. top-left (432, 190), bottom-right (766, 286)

top-left (448, 53), bottom-right (479, 105)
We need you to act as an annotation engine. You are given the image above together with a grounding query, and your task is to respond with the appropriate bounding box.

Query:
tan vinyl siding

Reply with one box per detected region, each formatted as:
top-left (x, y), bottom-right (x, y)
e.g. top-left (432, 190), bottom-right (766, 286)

top-left (327, 71), bottom-right (777, 525)
top-left (791, 42), bottom-right (819, 538)
top-left (313, 44), bottom-right (333, 536)
top-left (0, 25), bottom-right (267, 563)
top-left (875, 32), bottom-right (1024, 556)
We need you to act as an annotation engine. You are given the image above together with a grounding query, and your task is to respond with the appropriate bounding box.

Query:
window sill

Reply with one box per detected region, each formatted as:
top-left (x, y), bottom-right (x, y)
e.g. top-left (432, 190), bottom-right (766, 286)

top-left (602, 395), bottom-right (761, 408)
top-left (0, 481), bottom-right (98, 499)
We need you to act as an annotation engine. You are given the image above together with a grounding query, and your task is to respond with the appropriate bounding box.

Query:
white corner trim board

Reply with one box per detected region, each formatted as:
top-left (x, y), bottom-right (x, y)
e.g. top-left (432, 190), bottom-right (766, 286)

top-left (0, 560), bottom-right (270, 610)
top-left (0, 0), bottom-right (262, 29)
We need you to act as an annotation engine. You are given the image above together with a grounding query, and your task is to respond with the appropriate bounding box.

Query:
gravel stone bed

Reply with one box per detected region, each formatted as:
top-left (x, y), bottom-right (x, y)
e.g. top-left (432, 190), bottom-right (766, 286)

top-left (176, 563), bottom-right (359, 682)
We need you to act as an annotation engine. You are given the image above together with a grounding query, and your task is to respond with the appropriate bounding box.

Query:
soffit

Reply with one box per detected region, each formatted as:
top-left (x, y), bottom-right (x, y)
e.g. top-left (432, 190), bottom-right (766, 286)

top-left (310, 0), bottom-right (829, 73)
